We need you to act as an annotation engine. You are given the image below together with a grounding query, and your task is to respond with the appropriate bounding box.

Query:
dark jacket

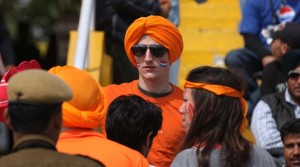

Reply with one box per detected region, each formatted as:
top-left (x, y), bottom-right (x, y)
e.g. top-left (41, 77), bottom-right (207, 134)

top-left (261, 90), bottom-right (295, 131)
top-left (96, 0), bottom-right (162, 43)
top-left (261, 90), bottom-right (295, 157)
top-left (0, 134), bottom-right (104, 167)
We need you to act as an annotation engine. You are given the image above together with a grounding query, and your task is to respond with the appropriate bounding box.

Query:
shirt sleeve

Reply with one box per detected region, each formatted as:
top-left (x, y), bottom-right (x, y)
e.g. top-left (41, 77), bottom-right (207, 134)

top-left (251, 100), bottom-right (283, 150)
top-left (242, 33), bottom-right (272, 57)
top-left (239, 0), bottom-right (261, 35)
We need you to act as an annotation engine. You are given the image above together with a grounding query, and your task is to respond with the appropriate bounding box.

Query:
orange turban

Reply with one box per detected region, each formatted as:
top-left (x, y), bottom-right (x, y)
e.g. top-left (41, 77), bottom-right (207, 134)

top-left (124, 15), bottom-right (183, 67)
top-left (48, 66), bottom-right (106, 128)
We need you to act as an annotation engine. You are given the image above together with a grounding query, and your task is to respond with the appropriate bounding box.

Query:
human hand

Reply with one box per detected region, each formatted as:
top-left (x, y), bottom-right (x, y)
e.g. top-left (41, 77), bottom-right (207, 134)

top-left (158, 0), bottom-right (171, 18)
top-left (262, 56), bottom-right (276, 67)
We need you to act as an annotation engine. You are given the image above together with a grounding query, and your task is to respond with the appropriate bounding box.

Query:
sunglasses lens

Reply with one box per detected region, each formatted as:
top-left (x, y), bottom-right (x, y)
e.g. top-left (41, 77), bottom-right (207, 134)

top-left (131, 45), bottom-right (147, 57)
top-left (131, 44), bottom-right (167, 57)
top-left (288, 71), bottom-right (300, 80)
top-left (149, 45), bottom-right (167, 58)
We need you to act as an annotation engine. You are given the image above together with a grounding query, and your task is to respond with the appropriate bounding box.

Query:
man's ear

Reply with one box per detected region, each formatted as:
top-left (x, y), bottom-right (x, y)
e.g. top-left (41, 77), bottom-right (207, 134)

top-left (146, 131), bottom-right (154, 148)
top-left (4, 108), bottom-right (13, 129)
top-left (53, 111), bottom-right (62, 132)
top-left (281, 43), bottom-right (290, 55)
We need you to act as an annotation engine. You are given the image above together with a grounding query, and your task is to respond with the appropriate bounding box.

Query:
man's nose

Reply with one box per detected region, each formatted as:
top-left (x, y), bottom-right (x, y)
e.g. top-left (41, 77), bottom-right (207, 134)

top-left (293, 145), bottom-right (300, 156)
top-left (144, 49), bottom-right (153, 61)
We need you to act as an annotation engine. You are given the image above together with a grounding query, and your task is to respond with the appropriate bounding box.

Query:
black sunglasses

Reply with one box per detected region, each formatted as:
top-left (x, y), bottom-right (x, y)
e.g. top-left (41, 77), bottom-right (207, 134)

top-left (288, 70), bottom-right (300, 80)
top-left (131, 44), bottom-right (168, 58)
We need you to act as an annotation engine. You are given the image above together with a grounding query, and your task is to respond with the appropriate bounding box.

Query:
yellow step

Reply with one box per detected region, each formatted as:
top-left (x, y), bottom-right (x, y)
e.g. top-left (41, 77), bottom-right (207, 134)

top-left (178, 0), bottom-right (243, 88)
top-left (180, 28), bottom-right (243, 51)
top-left (178, 50), bottom-right (226, 87)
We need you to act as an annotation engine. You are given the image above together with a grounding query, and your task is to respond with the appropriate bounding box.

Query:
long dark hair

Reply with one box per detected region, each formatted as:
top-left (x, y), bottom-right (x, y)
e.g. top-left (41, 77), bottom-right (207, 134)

top-left (181, 66), bottom-right (251, 167)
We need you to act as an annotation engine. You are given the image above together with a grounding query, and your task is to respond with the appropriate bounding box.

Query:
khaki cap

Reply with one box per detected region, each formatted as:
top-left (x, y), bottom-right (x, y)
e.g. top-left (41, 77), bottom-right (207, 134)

top-left (8, 69), bottom-right (73, 104)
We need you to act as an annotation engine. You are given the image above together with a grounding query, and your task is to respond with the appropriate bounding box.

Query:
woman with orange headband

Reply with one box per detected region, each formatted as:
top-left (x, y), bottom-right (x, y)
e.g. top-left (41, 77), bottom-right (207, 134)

top-left (171, 66), bottom-right (278, 167)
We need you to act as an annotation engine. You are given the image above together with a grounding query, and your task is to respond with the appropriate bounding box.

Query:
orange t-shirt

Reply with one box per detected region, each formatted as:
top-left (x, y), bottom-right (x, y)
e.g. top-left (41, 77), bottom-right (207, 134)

top-left (103, 80), bottom-right (186, 167)
top-left (57, 129), bottom-right (149, 167)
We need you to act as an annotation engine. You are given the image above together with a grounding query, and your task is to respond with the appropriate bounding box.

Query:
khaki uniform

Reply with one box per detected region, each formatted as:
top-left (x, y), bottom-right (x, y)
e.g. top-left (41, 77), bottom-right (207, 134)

top-left (0, 134), bottom-right (104, 167)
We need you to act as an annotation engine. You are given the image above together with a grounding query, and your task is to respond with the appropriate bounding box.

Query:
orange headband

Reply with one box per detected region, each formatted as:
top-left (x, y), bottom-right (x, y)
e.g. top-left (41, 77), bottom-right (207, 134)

top-left (184, 81), bottom-right (248, 132)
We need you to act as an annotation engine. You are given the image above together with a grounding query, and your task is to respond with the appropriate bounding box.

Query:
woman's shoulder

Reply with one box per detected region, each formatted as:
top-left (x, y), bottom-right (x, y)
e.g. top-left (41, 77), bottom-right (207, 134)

top-left (171, 148), bottom-right (198, 167)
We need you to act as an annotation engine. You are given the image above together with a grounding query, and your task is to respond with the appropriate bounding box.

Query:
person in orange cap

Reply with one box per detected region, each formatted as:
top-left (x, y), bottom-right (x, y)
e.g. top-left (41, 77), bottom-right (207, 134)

top-left (50, 66), bottom-right (149, 167)
top-left (103, 15), bottom-right (185, 167)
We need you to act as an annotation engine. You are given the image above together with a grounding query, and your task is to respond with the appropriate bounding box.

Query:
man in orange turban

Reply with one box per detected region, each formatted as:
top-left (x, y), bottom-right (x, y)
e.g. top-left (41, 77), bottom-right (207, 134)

top-left (104, 15), bottom-right (185, 167)
top-left (50, 66), bottom-right (149, 167)
top-left (96, 0), bottom-right (171, 84)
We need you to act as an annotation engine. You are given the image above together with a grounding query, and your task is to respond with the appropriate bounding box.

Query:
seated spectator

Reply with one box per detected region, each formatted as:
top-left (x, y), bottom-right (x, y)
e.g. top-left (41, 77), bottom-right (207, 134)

top-left (0, 69), bottom-right (103, 167)
top-left (261, 22), bottom-right (300, 96)
top-left (106, 94), bottom-right (163, 157)
top-left (171, 66), bottom-right (278, 167)
top-left (225, 0), bottom-right (300, 120)
top-left (50, 66), bottom-right (150, 167)
top-left (251, 63), bottom-right (300, 162)
top-left (280, 119), bottom-right (300, 167)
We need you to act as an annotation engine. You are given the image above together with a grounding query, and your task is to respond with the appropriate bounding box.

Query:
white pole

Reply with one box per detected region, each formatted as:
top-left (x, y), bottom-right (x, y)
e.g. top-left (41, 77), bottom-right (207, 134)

top-left (74, 0), bottom-right (95, 69)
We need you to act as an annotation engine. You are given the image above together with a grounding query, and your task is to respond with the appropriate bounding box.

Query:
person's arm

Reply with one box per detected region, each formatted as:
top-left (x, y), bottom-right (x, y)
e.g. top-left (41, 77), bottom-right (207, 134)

top-left (239, 0), bottom-right (276, 66)
top-left (242, 33), bottom-right (271, 58)
top-left (242, 33), bottom-right (275, 66)
top-left (250, 100), bottom-right (284, 155)
top-left (0, 7), bottom-right (15, 67)
top-left (112, 0), bottom-right (162, 17)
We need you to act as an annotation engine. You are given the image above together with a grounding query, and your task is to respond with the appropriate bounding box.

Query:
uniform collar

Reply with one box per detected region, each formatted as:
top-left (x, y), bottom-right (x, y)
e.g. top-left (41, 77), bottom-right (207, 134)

top-left (14, 134), bottom-right (56, 149)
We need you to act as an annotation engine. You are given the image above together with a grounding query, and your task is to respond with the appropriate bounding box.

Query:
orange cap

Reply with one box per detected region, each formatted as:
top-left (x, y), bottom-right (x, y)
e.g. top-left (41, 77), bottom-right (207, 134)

top-left (49, 66), bottom-right (106, 128)
top-left (124, 15), bottom-right (183, 67)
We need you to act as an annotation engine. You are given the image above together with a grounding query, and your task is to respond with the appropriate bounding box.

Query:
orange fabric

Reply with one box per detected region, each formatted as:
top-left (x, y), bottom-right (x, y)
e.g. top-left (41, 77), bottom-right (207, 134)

top-left (57, 129), bottom-right (149, 167)
top-left (103, 80), bottom-right (186, 167)
top-left (184, 81), bottom-right (248, 132)
top-left (124, 15), bottom-right (183, 67)
top-left (48, 66), bottom-right (106, 128)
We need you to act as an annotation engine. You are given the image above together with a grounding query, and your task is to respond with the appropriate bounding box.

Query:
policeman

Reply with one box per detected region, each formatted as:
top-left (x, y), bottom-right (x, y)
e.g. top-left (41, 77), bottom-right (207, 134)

top-left (0, 70), bottom-right (104, 167)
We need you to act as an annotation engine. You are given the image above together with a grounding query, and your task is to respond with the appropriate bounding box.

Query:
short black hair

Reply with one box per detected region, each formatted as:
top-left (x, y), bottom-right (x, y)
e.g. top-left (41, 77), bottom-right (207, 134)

top-left (106, 95), bottom-right (162, 152)
top-left (280, 119), bottom-right (300, 142)
top-left (8, 102), bottom-right (62, 133)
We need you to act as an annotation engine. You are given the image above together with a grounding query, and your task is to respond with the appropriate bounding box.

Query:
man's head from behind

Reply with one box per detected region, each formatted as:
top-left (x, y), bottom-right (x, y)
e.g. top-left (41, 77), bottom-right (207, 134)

top-left (48, 66), bottom-right (106, 129)
top-left (106, 95), bottom-right (162, 157)
top-left (5, 70), bottom-right (72, 141)
top-left (271, 22), bottom-right (300, 60)
top-left (281, 119), bottom-right (300, 167)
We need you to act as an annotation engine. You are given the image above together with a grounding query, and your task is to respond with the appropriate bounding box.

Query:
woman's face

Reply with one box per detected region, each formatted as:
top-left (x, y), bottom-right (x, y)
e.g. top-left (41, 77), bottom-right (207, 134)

top-left (179, 88), bottom-right (195, 132)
